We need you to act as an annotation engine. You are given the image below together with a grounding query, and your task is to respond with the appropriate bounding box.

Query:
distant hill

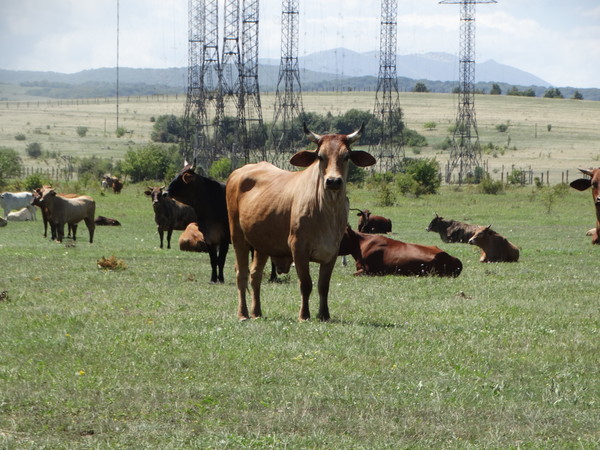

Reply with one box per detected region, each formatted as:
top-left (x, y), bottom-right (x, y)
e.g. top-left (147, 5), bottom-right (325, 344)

top-left (1, 48), bottom-right (598, 100)
top-left (261, 49), bottom-right (551, 87)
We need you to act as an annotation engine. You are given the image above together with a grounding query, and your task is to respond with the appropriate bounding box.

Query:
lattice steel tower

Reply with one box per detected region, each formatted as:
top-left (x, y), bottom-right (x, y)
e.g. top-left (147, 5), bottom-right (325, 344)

top-left (440, 0), bottom-right (497, 183)
top-left (240, 0), bottom-right (266, 161)
top-left (371, 0), bottom-right (403, 172)
top-left (271, 0), bottom-right (304, 154)
top-left (219, 0), bottom-right (242, 148)
top-left (184, 0), bottom-right (221, 166)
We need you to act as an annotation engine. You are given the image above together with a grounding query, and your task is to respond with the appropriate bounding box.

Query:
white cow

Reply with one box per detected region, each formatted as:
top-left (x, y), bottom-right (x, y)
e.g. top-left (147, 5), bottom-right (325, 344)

top-left (7, 207), bottom-right (34, 221)
top-left (0, 192), bottom-right (36, 220)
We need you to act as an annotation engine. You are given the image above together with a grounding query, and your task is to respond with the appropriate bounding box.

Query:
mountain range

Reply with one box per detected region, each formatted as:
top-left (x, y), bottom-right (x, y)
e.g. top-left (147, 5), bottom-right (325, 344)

top-left (2, 48), bottom-right (597, 100)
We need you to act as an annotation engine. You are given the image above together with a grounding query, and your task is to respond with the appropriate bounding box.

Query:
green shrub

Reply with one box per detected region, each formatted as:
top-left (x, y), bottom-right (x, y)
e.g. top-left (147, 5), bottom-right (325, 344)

top-left (396, 173), bottom-right (418, 195)
top-left (208, 157), bottom-right (232, 181)
top-left (14, 133), bottom-right (26, 141)
top-left (403, 158), bottom-right (441, 196)
top-left (120, 144), bottom-right (182, 182)
top-left (479, 176), bottom-right (504, 194)
top-left (78, 155), bottom-right (114, 179)
top-left (25, 142), bottom-right (42, 158)
top-left (376, 183), bottom-right (396, 206)
top-left (76, 126), bottom-right (89, 137)
top-left (0, 147), bottom-right (23, 188)
top-left (23, 173), bottom-right (48, 191)
top-left (116, 127), bottom-right (127, 138)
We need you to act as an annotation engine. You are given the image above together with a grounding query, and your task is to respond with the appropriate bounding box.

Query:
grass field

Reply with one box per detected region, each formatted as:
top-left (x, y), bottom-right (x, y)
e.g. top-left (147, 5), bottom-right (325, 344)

top-left (1, 181), bottom-right (600, 448)
top-left (1, 91), bottom-right (600, 183)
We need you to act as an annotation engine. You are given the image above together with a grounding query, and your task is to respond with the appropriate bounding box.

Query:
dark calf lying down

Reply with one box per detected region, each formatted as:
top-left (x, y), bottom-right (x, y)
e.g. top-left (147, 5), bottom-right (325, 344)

top-left (339, 226), bottom-right (462, 277)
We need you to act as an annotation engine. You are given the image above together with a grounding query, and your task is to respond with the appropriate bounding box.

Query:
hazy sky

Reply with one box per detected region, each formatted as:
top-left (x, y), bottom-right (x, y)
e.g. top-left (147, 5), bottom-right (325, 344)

top-left (1, 0), bottom-right (599, 88)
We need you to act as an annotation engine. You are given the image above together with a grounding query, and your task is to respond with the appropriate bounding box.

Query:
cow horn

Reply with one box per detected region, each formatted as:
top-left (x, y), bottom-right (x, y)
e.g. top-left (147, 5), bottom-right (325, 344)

top-left (303, 123), bottom-right (321, 144)
top-left (347, 123), bottom-right (364, 144)
top-left (578, 168), bottom-right (594, 177)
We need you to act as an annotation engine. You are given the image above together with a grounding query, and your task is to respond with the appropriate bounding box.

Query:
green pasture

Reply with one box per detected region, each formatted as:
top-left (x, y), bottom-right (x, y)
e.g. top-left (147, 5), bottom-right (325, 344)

top-left (1, 91), bottom-right (600, 183)
top-left (1, 183), bottom-right (599, 448)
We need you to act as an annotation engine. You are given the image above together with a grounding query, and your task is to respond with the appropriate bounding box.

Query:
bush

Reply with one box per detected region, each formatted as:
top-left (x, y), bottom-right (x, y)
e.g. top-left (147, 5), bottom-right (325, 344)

top-left (23, 173), bottom-right (48, 191)
top-left (495, 123), bottom-right (509, 133)
top-left (120, 144), bottom-right (182, 183)
top-left (401, 158), bottom-right (441, 196)
top-left (0, 147), bottom-right (23, 188)
top-left (76, 126), bottom-right (89, 137)
top-left (26, 142), bottom-right (42, 158)
top-left (14, 133), bottom-right (26, 141)
top-left (116, 127), bottom-right (127, 138)
top-left (78, 156), bottom-right (114, 180)
top-left (208, 157), bottom-right (232, 181)
top-left (479, 176), bottom-right (504, 194)
top-left (376, 183), bottom-right (396, 207)
top-left (151, 114), bottom-right (187, 143)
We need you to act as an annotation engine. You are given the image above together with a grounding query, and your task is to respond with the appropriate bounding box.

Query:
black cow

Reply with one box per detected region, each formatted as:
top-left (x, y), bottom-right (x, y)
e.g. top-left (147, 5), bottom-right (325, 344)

top-left (426, 213), bottom-right (479, 244)
top-left (167, 164), bottom-right (230, 283)
top-left (144, 186), bottom-right (197, 249)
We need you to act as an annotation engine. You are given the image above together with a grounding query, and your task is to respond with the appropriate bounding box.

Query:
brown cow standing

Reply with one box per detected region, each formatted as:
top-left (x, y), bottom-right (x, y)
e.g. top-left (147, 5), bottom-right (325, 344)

top-left (32, 187), bottom-right (78, 239)
top-left (339, 225), bottom-right (462, 277)
top-left (179, 222), bottom-right (209, 253)
top-left (103, 176), bottom-right (123, 194)
top-left (426, 213), bottom-right (479, 244)
top-left (570, 168), bottom-right (600, 244)
top-left (468, 225), bottom-right (519, 262)
top-left (39, 189), bottom-right (96, 243)
top-left (226, 124), bottom-right (375, 321)
top-left (144, 187), bottom-right (197, 249)
top-left (353, 208), bottom-right (392, 233)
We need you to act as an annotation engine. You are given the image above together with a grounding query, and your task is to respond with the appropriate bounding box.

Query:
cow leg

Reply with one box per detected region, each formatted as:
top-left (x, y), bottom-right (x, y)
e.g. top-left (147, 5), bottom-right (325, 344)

top-left (158, 229), bottom-right (164, 249)
top-left (71, 224), bottom-right (78, 241)
top-left (85, 218), bottom-right (95, 243)
top-left (216, 241), bottom-right (229, 283)
top-left (166, 228), bottom-right (173, 249)
top-left (294, 259), bottom-right (312, 321)
top-left (233, 243), bottom-right (251, 320)
top-left (207, 246), bottom-right (221, 284)
top-left (249, 250), bottom-right (268, 318)
top-left (56, 223), bottom-right (64, 242)
top-left (316, 258), bottom-right (336, 322)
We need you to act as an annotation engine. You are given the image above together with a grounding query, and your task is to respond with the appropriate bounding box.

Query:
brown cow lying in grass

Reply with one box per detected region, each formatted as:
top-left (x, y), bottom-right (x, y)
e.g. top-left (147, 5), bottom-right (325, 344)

top-left (179, 222), bottom-right (209, 253)
top-left (339, 225), bottom-right (462, 277)
top-left (352, 208), bottom-right (392, 234)
top-left (468, 225), bottom-right (519, 262)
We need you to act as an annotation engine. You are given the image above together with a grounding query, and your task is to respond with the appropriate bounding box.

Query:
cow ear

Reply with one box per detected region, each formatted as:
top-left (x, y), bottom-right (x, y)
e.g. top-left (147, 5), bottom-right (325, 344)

top-left (144, 190), bottom-right (151, 196)
top-left (290, 150), bottom-right (318, 167)
top-left (570, 178), bottom-right (592, 191)
top-left (182, 172), bottom-right (194, 184)
top-left (349, 151), bottom-right (376, 167)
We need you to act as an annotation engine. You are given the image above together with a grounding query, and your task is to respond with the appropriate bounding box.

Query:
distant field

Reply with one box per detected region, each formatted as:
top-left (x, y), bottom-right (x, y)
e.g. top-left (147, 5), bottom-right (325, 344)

top-left (1, 90), bottom-right (599, 183)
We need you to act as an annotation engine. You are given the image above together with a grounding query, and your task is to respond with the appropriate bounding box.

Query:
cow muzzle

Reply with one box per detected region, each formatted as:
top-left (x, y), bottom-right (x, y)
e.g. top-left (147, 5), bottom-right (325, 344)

top-left (325, 177), bottom-right (343, 190)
